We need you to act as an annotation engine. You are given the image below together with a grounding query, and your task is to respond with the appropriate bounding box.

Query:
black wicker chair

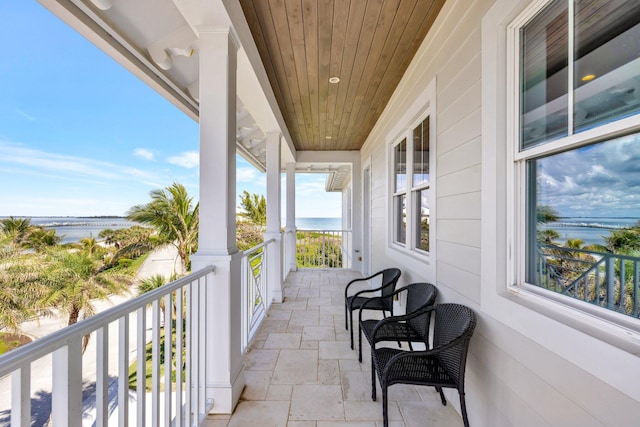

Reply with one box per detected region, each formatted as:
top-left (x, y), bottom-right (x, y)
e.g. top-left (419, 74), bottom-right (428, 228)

top-left (358, 282), bottom-right (437, 362)
top-left (344, 268), bottom-right (401, 349)
top-left (371, 303), bottom-right (477, 427)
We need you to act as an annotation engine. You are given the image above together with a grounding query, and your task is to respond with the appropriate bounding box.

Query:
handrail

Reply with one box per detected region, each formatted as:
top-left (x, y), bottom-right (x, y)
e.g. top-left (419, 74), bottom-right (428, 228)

top-left (242, 237), bottom-right (275, 256)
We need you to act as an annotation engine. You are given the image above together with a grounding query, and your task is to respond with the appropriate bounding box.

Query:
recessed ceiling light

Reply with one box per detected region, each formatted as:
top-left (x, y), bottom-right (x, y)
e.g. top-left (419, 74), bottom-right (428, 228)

top-left (581, 74), bottom-right (596, 82)
top-left (325, 136), bottom-right (332, 139)
top-left (329, 77), bottom-right (340, 84)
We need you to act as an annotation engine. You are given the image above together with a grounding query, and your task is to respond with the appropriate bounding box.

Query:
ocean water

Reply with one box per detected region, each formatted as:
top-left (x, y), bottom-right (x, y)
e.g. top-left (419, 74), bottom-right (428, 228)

top-left (540, 217), bottom-right (640, 246)
top-left (2, 216), bottom-right (342, 244)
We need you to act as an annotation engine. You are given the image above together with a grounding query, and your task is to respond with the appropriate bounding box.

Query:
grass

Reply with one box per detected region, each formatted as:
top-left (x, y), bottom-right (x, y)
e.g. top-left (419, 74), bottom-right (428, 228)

top-left (0, 332), bottom-right (32, 355)
top-left (128, 321), bottom-right (185, 391)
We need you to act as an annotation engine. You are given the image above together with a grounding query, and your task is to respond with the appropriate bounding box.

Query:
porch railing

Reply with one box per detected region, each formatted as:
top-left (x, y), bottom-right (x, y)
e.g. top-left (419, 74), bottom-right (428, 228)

top-left (295, 229), bottom-right (352, 269)
top-left (537, 245), bottom-right (640, 317)
top-left (0, 266), bottom-right (216, 427)
top-left (241, 238), bottom-right (274, 351)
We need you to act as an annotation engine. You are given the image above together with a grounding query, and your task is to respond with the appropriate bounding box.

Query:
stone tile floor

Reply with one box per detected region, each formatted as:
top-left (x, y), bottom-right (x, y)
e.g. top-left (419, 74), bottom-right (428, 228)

top-left (203, 270), bottom-right (463, 427)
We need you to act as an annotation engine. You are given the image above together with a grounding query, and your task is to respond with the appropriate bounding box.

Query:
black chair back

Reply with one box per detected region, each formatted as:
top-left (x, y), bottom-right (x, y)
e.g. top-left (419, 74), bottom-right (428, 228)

top-left (404, 282), bottom-right (437, 342)
top-left (433, 303), bottom-right (476, 385)
top-left (379, 268), bottom-right (401, 307)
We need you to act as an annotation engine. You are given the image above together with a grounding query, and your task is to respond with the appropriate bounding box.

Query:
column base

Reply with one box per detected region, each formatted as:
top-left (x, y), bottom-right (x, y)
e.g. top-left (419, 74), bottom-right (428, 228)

top-left (208, 365), bottom-right (245, 414)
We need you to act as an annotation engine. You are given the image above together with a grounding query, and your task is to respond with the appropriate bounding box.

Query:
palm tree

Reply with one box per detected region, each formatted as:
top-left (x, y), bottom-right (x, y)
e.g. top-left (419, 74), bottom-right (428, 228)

top-left (127, 183), bottom-right (199, 273)
top-left (137, 274), bottom-right (175, 318)
top-left (79, 236), bottom-right (101, 256)
top-left (39, 249), bottom-right (131, 351)
top-left (238, 191), bottom-right (267, 226)
top-left (24, 228), bottom-right (62, 251)
top-left (0, 216), bottom-right (36, 249)
top-left (0, 253), bottom-right (47, 332)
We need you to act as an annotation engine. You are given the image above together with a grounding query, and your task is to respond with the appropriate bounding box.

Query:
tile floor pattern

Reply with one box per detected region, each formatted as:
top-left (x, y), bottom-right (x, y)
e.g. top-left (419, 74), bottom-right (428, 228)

top-left (203, 270), bottom-right (464, 427)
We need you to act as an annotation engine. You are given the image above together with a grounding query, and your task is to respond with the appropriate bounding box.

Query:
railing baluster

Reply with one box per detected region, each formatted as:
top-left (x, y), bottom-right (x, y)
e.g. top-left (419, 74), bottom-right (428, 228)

top-left (635, 260), bottom-right (640, 317)
top-left (164, 292), bottom-right (173, 426)
top-left (185, 281), bottom-right (193, 426)
top-left (198, 275), bottom-right (207, 420)
top-left (606, 255), bottom-right (615, 309)
top-left (118, 315), bottom-right (130, 426)
top-left (53, 337), bottom-right (83, 427)
top-left (619, 259), bottom-right (626, 312)
top-left (11, 366), bottom-right (30, 427)
top-left (136, 307), bottom-right (146, 427)
top-left (96, 326), bottom-right (109, 427)
top-left (152, 299), bottom-right (161, 426)
top-left (175, 287), bottom-right (184, 427)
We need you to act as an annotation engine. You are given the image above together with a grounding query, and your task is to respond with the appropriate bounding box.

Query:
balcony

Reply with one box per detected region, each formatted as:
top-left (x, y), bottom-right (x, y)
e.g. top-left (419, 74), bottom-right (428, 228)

top-left (0, 264), bottom-right (464, 426)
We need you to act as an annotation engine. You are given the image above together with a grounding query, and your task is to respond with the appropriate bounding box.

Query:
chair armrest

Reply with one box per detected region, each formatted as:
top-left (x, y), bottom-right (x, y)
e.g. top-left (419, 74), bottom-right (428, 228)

top-left (379, 333), bottom-right (470, 380)
top-left (344, 270), bottom-right (384, 298)
top-left (357, 286), bottom-right (411, 324)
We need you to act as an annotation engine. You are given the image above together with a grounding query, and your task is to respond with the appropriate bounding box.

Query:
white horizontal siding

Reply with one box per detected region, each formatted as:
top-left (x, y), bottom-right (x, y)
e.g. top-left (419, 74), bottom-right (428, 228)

top-left (358, 0), bottom-right (640, 425)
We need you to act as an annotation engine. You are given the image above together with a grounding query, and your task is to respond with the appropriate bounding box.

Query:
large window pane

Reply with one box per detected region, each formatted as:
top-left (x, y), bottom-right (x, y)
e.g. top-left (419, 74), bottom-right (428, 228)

top-left (414, 189), bottom-right (429, 251)
top-left (394, 194), bottom-right (406, 244)
top-left (520, 0), bottom-right (568, 149)
top-left (526, 131), bottom-right (640, 318)
top-left (394, 139), bottom-right (407, 192)
top-left (413, 117), bottom-right (429, 186)
top-left (574, 0), bottom-right (640, 132)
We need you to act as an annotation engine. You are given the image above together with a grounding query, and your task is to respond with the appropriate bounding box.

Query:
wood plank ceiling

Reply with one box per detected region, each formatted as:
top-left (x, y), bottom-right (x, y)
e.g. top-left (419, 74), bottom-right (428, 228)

top-left (239, 0), bottom-right (446, 151)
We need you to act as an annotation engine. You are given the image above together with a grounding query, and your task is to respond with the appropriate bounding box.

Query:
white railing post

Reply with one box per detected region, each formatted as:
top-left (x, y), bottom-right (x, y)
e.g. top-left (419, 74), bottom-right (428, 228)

top-left (118, 315), bottom-right (129, 426)
top-left (96, 326), bottom-right (109, 427)
top-left (11, 367), bottom-right (30, 427)
top-left (52, 336), bottom-right (83, 427)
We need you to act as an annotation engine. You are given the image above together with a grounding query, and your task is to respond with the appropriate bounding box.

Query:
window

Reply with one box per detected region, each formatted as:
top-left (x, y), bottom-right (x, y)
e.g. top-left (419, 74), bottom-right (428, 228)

top-left (514, 0), bottom-right (640, 319)
top-left (391, 115), bottom-right (431, 254)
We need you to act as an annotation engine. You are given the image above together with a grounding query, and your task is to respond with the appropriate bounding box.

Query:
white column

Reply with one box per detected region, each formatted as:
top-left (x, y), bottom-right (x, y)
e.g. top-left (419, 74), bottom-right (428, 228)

top-left (285, 162), bottom-right (297, 273)
top-left (264, 131), bottom-right (283, 304)
top-left (190, 28), bottom-right (244, 414)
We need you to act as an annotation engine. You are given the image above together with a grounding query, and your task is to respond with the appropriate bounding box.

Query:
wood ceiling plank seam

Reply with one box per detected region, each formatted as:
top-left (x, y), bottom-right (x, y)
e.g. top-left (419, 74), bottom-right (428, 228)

top-left (331, 1), bottom-right (366, 150)
top-left (241, 0), bottom-right (296, 140)
top-left (350, 0), bottom-right (421, 144)
top-left (336, 0), bottom-right (384, 149)
top-left (317, 0), bottom-right (334, 146)
top-left (286, 0), bottom-right (314, 149)
top-left (326, 0), bottom-right (350, 147)
top-left (370, 0), bottom-right (443, 122)
top-left (302, 0), bottom-right (320, 148)
top-left (240, 1), bottom-right (289, 125)
top-left (267, 0), bottom-right (311, 146)
top-left (344, 0), bottom-right (405, 150)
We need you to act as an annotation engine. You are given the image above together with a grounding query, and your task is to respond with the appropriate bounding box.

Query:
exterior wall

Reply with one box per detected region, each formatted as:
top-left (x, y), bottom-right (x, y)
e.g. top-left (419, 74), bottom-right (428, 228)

top-left (360, 0), bottom-right (640, 425)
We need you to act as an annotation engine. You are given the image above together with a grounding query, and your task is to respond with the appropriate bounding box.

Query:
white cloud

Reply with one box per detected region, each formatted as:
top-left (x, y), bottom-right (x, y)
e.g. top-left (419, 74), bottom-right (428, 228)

top-left (237, 167), bottom-right (258, 182)
top-left (133, 148), bottom-right (154, 160)
top-left (168, 151), bottom-right (199, 168)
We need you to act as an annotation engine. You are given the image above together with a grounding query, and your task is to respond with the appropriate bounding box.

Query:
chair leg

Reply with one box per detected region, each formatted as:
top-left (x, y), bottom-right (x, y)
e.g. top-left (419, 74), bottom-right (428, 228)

top-left (358, 327), bottom-right (363, 362)
top-left (350, 311), bottom-right (354, 349)
top-left (382, 384), bottom-right (389, 427)
top-left (437, 386), bottom-right (446, 405)
top-left (460, 392), bottom-right (470, 427)
top-left (371, 355), bottom-right (377, 401)
top-left (345, 304), bottom-right (348, 330)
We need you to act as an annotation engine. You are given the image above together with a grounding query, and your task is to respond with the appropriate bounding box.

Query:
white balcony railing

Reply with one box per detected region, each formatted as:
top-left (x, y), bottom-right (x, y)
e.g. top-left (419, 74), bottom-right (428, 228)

top-left (0, 239), bottom-right (275, 426)
top-left (0, 266), bottom-right (216, 426)
top-left (295, 229), bottom-right (352, 269)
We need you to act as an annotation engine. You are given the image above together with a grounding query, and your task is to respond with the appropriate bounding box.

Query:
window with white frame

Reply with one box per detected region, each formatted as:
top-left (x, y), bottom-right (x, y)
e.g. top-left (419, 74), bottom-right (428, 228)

top-left (512, 0), bottom-right (640, 319)
top-left (391, 115), bottom-right (431, 254)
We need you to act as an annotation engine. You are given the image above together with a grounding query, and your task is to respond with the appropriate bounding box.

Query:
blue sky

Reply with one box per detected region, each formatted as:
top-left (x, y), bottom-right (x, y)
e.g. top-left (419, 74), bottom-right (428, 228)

top-left (0, 2), bottom-right (340, 218)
